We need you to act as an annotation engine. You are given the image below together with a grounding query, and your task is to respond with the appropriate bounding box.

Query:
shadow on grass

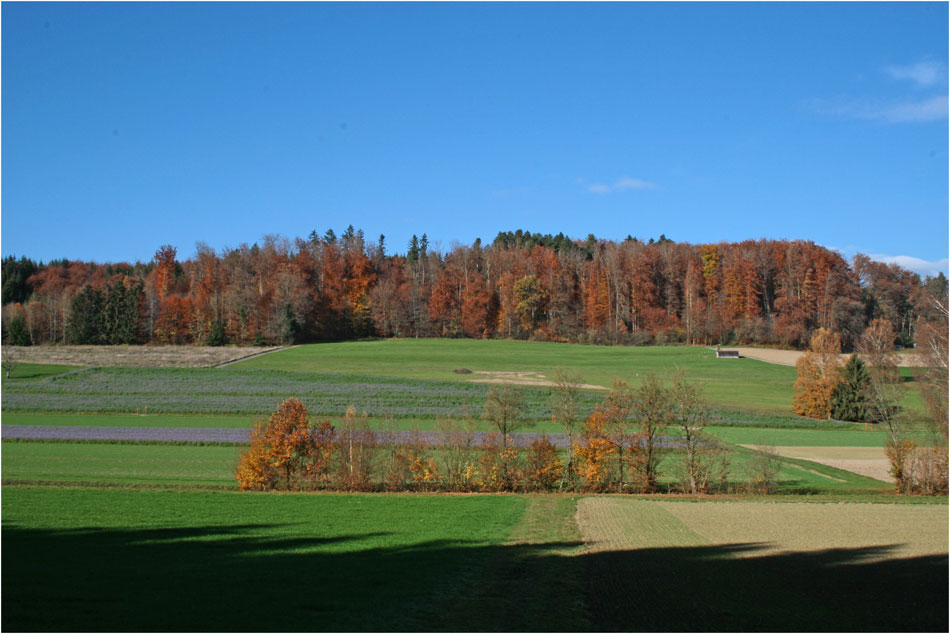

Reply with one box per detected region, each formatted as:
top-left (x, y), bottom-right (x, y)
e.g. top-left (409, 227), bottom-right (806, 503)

top-left (2, 523), bottom-right (946, 632)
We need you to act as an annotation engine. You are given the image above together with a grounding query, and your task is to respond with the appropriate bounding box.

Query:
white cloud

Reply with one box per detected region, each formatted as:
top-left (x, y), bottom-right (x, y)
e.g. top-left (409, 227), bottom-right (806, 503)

top-left (614, 177), bottom-right (656, 190)
top-left (876, 96), bottom-right (949, 122)
top-left (587, 176), bottom-right (656, 194)
top-left (884, 60), bottom-right (946, 87)
top-left (812, 95), bottom-right (948, 123)
top-left (868, 254), bottom-right (950, 278)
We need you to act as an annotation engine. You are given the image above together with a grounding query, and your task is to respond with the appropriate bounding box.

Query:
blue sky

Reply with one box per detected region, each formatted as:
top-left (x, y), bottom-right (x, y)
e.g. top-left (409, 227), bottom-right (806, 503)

top-left (2, 2), bottom-right (947, 276)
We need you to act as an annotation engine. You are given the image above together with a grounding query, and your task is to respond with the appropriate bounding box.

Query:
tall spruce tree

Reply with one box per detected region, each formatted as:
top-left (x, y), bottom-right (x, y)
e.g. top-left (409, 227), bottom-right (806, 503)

top-left (831, 354), bottom-right (871, 422)
top-left (69, 285), bottom-right (104, 344)
top-left (8, 314), bottom-right (31, 346)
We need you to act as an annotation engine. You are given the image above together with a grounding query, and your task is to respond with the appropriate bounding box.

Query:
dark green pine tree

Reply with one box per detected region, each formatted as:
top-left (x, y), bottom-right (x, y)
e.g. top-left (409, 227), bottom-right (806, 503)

top-left (1, 255), bottom-right (39, 305)
top-left (407, 235), bottom-right (420, 265)
top-left (101, 279), bottom-right (143, 344)
top-left (830, 354), bottom-right (871, 422)
top-left (68, 285), bottom-right (105, 344)
top-left (8, 314), bottom-right (31, 346)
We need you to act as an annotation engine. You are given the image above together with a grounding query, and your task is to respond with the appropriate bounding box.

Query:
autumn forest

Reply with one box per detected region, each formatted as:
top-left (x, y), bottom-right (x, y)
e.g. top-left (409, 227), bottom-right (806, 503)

top-left (2, 228), bottom-right (946, 351)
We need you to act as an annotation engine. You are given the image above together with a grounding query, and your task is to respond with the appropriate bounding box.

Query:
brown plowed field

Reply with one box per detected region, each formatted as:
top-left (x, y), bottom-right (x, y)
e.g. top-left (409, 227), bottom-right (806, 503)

top-left (576, 497), bottom-right (948, 561)
top-left (660, 500), bottom-right (948, 559)
top-left (6, 345), bottom-right (284, 368)
top-left (728, 346), bottom-right (923, 367)
top-left (742, 444), bottom-right (892, 482)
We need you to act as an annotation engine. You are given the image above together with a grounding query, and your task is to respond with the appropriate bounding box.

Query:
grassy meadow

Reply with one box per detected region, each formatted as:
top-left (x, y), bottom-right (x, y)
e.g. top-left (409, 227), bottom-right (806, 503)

top-left (240, 340), bottom-right (803, 412)
top-left (2, 340), bottom-right (945, 631)
top-left (2, 487), bottom-right (945, 632)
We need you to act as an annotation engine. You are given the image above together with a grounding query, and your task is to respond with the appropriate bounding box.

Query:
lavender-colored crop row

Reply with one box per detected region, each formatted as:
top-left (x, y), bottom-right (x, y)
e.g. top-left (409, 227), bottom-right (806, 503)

top-left (3, 367), bottom-right (816, 428)
top-left (3, 367), bottom-right (602, 419)
top-left (2, 425), bottom-right (696, 449)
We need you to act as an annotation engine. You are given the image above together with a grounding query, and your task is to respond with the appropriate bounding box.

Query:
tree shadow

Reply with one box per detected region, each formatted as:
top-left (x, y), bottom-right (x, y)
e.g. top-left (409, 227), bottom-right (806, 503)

top-left (583, 541), bottom-right (947, 632)
top-left (2, 522), bottom-right (946, 632)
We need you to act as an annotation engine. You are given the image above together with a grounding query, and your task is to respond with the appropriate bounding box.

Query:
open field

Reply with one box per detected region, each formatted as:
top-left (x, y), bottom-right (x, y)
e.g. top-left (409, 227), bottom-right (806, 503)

top-left (2, 339), bottom-right (942, 631)
top-left (1, 487), bottom-right (586, 632)
top-left (728, 346), bottom-right (924, 367)
top-left (1, 365), bottom-right (846, 428)
top-left (1, 366), bottom-right (590, 419)
top-left (744, 445), bottom-right (892, 482)
top-left (4, 345), bottom-right (283, 368)
top-left (237, 340), bottom-right (803, 413)
top-left (1, 442), bottom-right (242, 487)
top-left (1, 363), bottom-right (82, 381)
top-left (3, 487), bottom-right (944, 632)
top-left (657, 499), bottom-right (947, 557)
top-left (706, 425), bottom-right (934, 447)
top-left (577, 497), bottom-right (947, 631)
top-left (3, 341), bottom-right (927, 425)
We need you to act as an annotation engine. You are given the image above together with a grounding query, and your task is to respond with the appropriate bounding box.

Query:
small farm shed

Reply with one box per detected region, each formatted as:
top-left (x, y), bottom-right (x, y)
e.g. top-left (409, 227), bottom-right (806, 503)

top-left (715, 347), bottom-right (740, 359)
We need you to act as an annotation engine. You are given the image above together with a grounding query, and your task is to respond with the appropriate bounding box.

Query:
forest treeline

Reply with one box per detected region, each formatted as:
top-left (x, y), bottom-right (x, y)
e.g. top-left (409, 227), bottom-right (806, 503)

top-left (2, 227), bottom-right (947, 350)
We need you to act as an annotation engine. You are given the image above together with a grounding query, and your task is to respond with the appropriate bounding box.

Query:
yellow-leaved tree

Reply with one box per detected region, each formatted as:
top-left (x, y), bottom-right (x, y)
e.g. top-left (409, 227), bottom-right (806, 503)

top-left (793, 328), bottom-right (843, 419)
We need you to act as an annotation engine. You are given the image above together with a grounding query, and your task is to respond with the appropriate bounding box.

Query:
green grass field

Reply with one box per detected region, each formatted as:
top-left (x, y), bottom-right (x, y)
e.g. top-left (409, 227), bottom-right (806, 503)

top-left (1, 487), bottom-right (587, 631)
top-left (2, 340), bottom-right (943, 630)
top-left (237, 340), bottom-right (802, 413)
top-left (2, 486), bottom-right (945, 631)
top-left (2, 363), bottom-right (81, 381)
top-left (706, 425), bottom-right (937, 447)
top-left (1, 442), bottom-right (243, 488)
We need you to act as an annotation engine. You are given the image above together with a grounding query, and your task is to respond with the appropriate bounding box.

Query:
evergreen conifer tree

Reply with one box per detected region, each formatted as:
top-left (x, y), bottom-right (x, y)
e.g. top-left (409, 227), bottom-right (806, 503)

top-left (831, 354), bottom-right (871, 422)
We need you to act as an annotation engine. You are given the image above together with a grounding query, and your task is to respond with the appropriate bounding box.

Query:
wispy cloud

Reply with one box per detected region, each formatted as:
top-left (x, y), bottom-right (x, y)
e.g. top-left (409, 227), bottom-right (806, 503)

top-left (587, 176), bottom-right (657, 194)
top-left (884, 60), bottom-right (946, 87)
top-left (869, 254), bottom-right (949, 278)
top-left (811, 59), bottom-right (948, 124)
top-left (811, 95), bottom-right (948, 123)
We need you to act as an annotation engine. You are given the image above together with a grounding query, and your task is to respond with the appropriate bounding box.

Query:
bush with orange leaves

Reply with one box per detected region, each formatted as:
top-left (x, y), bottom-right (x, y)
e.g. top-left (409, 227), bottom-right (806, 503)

top-left (525, 435), bottom-right (563, 491)
top-left (236, 398), bottom-right (335, 491)
top-left (793, 328), bottom-right (843, 419)
top-left (476, 433), bottom-right (523, 491)
top-left (575, 411), bottom-right (615, 491)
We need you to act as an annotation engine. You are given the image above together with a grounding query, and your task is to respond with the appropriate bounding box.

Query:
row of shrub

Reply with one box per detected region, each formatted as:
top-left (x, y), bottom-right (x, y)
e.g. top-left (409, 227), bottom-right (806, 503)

top-left (235, 397), bottom-right (769, 494)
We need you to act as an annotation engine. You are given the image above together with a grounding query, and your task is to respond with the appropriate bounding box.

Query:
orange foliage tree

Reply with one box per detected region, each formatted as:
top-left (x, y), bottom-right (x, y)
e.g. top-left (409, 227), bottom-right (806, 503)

top-left (525, 435), bottom-right (563, 491)
top-left (792, 328), bottom-right (843, 419)
top-left (235, 398), bottom-right (335, 491)
top-left (575, 411), bottom-right (615, 491)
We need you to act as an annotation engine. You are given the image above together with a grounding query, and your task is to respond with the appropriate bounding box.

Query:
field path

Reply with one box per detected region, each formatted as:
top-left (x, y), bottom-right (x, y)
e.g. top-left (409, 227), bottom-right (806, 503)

top-left (215, 345), bottom-right (299, 368)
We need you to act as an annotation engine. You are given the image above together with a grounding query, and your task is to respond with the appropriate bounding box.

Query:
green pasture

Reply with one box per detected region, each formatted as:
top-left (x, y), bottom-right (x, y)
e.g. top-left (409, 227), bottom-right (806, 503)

top-left (6, 413), bottom-right (912, 449)
top-left (1, 442), bottom-right (242, 487)
top-left (1, 364), bottom-right (837, 428)
top-left (1, 412), bottom-right (258, 428)
top-left (706, 425), bottom-right (937, 447)
top-left (1, 487), bottom-right (585, 632)
top-left (3, 487), bottom-right (945, 631)
top-left (236, 340), bottom-right (801, 413)
top-left (2, 363), bottom-right (81, 381)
